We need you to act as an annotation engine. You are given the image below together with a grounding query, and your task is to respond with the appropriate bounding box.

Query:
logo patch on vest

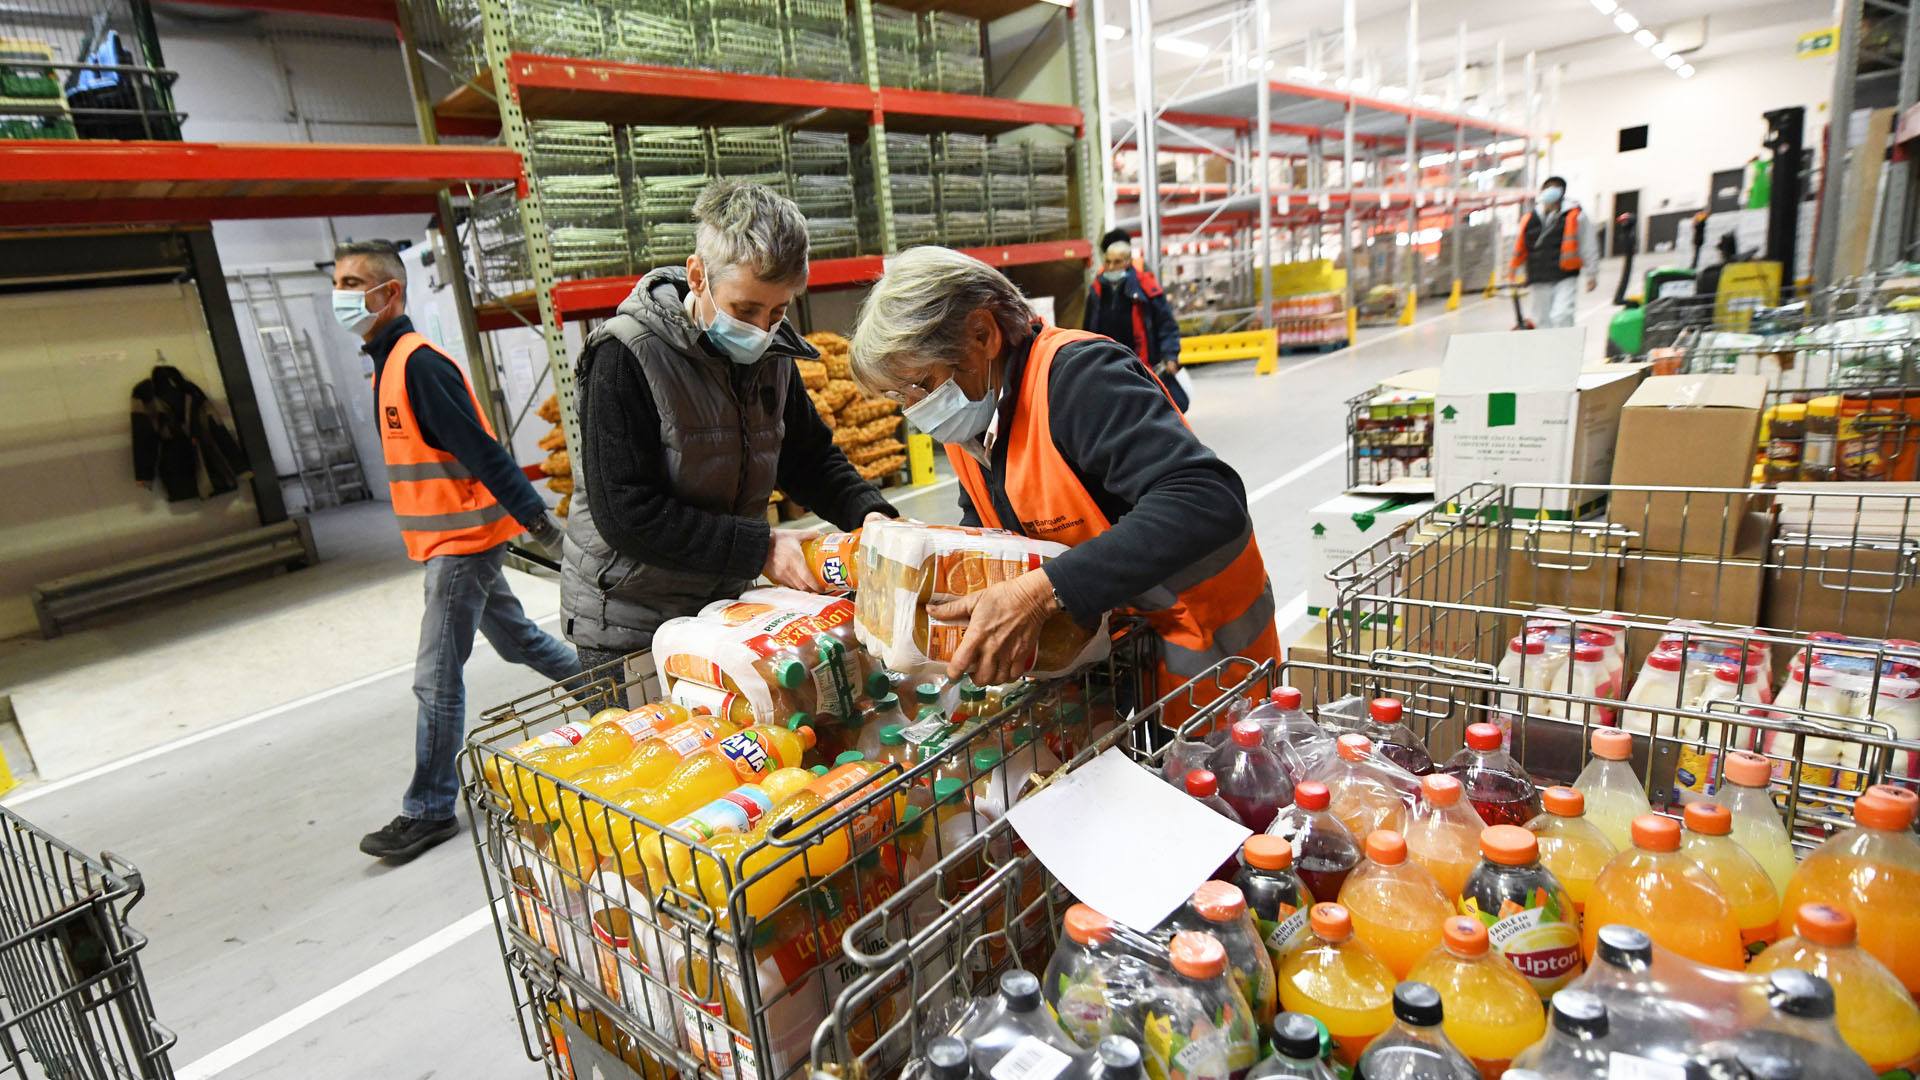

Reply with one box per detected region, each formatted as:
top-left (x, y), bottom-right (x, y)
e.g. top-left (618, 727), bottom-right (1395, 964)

top-left (1022, 515), bottom-right (1084, 538)
top-left (384, 406), bottom-right (402, 432)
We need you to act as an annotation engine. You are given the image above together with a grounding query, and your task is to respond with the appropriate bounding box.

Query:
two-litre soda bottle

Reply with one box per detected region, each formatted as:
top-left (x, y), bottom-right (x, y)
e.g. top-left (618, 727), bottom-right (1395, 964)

top-left (955, 970), bottom-right (1086, 1078)
top-left (1351, 982), bottom-right (1477, 1080)
top-left (1248, 1013), bottom-right (1338, 1079)
top-left (1274, 903), bottom-right (1396, 1067)
top-left (1751, 903), bottom-right (1920, 1074)
top-left (1045, 903), bottom-right (1158, 1049)
top-left (1781, 784), bottom-right (1920, 996)
top-left (1267, 781), bottom-right (1362, 904)
top-left (1338, 830), bottom-right (1453, 979)
top-left (1164, 881), bottom-right (1279, 1031)
top-left (1406, 916), bottom-right (1546, 1079)
top-left (1235, 835), bottom-right (1313, 969)
top-left (1582, 814), bottom-right (1744, 969)
top-left (1404, 774), bottom-right (1483, 901)
top-left (1698, 969), bottom-right (1876, 1080)
top-left (1719, 749), bottom-right (1796, 897)
top-left (1359, 698), bottom-right (1435, 776)
top-left (1141, 931), bottom-right (1261, 1080)
top-left (1208, 720), bottom-right (1292, 832)
top-left (604, 720), bottom-right (817, 871)
top-left (1244, 686), bottom-right (1317, 749)
top-left (1458, 824), bottom-right (1583, 996)
top-left (1571, 727), bottom-right (1649, 851)
top-left (1508, 990), bottom-right (1611, 1077)
top-left (1680, 801), bottom-right (1780, 962)
top-left (1523, 786), bottom-right (1616, 916)
top-left (1443, 723), bottom-right (1540, 826)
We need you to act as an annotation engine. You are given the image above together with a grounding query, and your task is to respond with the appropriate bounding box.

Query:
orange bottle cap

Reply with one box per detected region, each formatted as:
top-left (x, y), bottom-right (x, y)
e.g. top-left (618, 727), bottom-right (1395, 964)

top-left (1295, 780), bottom-right (1331, 811)
top-left (1631, 815), bottom-right (1681, 852)
top-left (1191, 880), bottom-right (1248, 922)
top-left (1683, 802), bottom-right (1732, 836)
top-left (1442, 916), bottom-right (1489, 957)
top-left (1793, 903), bottom-right (1857, 947)
top-left (1063, 904), bottom-right (1114, 947)
top-left (1421, 774), bottom-right (1464, 808)
top-left (1364, 829), bottom-right (1408, 865)
top-left (1591, 728), bottom-right (1633, 761)
top-left (1370, 698), bottom-right (1403, 724)
top-left (1272, 686), bottom-right (1304, 709)
top-left (1169, 930), bottom-right (1228, 979)
top-left (1336, 733), bottom-right (1374, 762)
top-left (1244, 834), bottom-right (1293, 870)
top-left (1723, 751), bottom-right (1772, 789)
top-left (1855, 786), bottom-right (1919, 831)
top-left (1309, 902), bottom-right (1353, 942)
top-left (1465, 723), bottom-right (1503, 751)
top-left (1480, 824), bottom-right (1538, 866)
top-left (1542, 786), bottom-right (1585, 816)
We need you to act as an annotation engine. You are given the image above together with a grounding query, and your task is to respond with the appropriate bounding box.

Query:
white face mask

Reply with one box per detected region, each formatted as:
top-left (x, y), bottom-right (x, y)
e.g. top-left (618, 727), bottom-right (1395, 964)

top-left (332, 282), bottom-right (391, 335)
top-left (700, 283), bottom-right (775, 365)
top-left (1102, 268), bottom-right (1127, 283)
top-left (904, 363), bottom-right (999, 445)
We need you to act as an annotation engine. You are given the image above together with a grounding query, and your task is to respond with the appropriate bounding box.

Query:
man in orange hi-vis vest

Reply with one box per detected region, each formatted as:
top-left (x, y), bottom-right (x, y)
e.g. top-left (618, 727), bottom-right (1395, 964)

top-left (1509, 176), bottom-right (1600, 329)
top-left (848, 246), bottom-right (1279, 726)
top-left (332, 240), bottom-right (581, 863)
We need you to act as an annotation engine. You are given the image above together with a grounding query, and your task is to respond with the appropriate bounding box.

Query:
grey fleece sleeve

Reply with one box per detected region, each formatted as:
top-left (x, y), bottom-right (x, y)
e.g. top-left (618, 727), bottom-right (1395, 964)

top-left (1039, 338), bottom-right (1252, 621)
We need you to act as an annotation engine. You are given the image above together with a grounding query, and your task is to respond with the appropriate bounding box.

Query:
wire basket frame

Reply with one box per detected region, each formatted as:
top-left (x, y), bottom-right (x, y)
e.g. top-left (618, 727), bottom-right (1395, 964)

top-left (712, 127), bottom-right (787, 173)
top-left (462, 627), bottom-right (1156, 1080)
top-left (526, 120), bottom-right (618, 178)
top-left (785, 130), bottom-right (851, 175)
top-left (1324, 481), bottom-right (1920, 844)
top-left (784, 28), bottom-right (854, 82)
top-left (702, 16), bottom-right (785, 74)
top-left (937, 209), bottom-right (989, 248)
top-left (931, 132), bottom-right (987, 177)
top-left (627, 127), bottom-right (712, 176)
top-left (606, 1), bottom-right (697, 66)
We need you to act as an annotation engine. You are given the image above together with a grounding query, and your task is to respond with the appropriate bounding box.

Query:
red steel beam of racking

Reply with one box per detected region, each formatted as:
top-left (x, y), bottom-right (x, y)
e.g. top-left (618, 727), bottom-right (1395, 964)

top-left (0, 194), bottom-right (441, 226)
top-left (0, 140), bottom-right (523, 187)
top-left (157, 0), bottom-right (398, 20)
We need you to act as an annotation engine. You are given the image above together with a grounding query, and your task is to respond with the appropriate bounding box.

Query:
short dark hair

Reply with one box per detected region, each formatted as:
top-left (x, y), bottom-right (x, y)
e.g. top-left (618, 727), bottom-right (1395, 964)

top-left (1543, 176), bottom-right (1568, 190)
top-left (1100, 227), bottom-right (1131, 250)
top-left (334, 239), bottom-right (407, 288)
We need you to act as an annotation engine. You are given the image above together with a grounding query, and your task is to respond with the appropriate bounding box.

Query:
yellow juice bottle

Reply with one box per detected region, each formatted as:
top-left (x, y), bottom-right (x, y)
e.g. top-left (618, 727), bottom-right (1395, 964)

top-left (1338, 830), bottom-right (1452, 979)
top-left (1572, 727), bottom-right (1650, 852)
top-left (1752, 903), bottom-right (1920, 1074)
top-left (1524, 786), bottom-right (1617, 916)
top-left (1582, 814), bottom-right (1744, 969)
top-left (607, 722), bottom-right (816, 877)
top-left (1719, 750), bottom-right (1797, 897)
top-left (1407, 915), bottom-right (1547, 1080)
top-left (1275, 903), bottom-right (1396, 1067)
top-left (552, 710), bottom-right (740, 827)
top-left (1680, 801), bottom-right (1780, 963)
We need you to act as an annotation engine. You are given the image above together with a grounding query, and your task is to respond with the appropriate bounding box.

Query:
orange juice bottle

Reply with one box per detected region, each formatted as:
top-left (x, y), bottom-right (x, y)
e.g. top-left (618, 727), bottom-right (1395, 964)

top-left (1780, 783), bottom-right (1920, 996)
top-left (1582, 814), bottom-right (1744, 969)
top-left (549, 709), bottom-right (740, 825)
top-left (1523, 786), bottom-right (1616, 916)
top-left (485, 719), bottom-right (590, 819)
top-left (1404, 774), bottom-right (1484, 901)
top-left (1338, 830), bottom-right (1452, 979)
top-left (1326, 734), bottom-right (1411, 839)
top-left (605, 722), bottom-right (816, 873)
top-left (1680, 801), bottom-right (1779, 962)
top-left (1752, 903), bottom-right (1920, 1074)
top-left (1407, 915), bottom-right (1546, 1079)
top-left (521, 703), bottom-right (700, 820)
top-left (1274, 903), bottom-right (1396, 1066)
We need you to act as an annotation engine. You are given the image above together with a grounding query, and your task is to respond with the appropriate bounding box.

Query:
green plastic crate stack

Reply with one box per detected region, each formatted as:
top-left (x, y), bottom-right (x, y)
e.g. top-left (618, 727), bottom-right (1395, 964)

top-left (605, 0), bottom-right (696, 65)
top-left (787, 130), bottom-right (859, 256)
top-left (868, 4), bottom-right (918, 88)
top-left (783, 0), bottom-right (853, 81)
top-left (0, 35), bottom-right (75, 139)
top-left (699, 0), bottom-right (784, 73)
top-left (919, 10), bottom-right (983, 94)
top-left (933, 133), bottom-right (989, 247)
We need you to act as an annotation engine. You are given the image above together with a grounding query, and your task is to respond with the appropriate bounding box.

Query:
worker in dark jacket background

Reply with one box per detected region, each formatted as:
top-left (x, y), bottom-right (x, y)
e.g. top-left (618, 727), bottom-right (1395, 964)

top-left (1085, 227), bottom-right (1187, 411)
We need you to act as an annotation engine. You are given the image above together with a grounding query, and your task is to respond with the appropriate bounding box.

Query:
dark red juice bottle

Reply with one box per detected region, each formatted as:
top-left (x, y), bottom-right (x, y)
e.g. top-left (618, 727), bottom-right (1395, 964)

top-left (1268, 779), bottom-right (1360, 902)
top-left (1360, 697), bottom-right (1435, 776)
top-left (1442, 722), bottom-right (1541, 827)
top-left (1208, 719), bottom-right (1291, 833)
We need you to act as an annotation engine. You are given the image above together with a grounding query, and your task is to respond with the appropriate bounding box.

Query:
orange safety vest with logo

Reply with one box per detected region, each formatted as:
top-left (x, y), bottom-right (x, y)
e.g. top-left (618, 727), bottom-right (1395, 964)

top-left (374, 332), bottom-right (523, 562)
top-left (947, 326), bottom-right (1281, 728)
top-left (1510, 205), bottom-right (1584, 274)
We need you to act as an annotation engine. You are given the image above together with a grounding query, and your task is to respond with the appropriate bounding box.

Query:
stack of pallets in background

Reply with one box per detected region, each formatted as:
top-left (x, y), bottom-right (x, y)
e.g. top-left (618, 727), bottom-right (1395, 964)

top-left (788, 130), bottom-right (859, 257)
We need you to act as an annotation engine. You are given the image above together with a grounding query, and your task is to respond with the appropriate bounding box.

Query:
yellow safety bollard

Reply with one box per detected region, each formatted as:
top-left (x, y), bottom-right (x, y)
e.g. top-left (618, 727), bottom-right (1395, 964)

top-left (907, 432), bottom-right (937, 486)
top-left (1446, 279), bottom-right (1461, 312)
top-left (1398, 290), bottom-right (1417, 326)
top-left (1484, 267), bottom-right (1498, 298)
top-left (1345, 307), bottom-right (1359, 344)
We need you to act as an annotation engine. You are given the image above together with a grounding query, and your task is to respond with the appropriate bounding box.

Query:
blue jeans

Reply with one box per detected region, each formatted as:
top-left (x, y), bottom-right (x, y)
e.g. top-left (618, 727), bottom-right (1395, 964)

top-left (405, 545), bottom-right (582, 820)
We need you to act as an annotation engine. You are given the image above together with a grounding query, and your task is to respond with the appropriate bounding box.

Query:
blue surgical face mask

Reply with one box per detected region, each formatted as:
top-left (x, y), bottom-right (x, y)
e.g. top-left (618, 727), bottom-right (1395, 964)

top-left (1539, 187), bottom-right (1564, 208)
top-left (905, 362), bottom-right (999, 445)
top-left (332, 283), bottom-right (390, 335)
top-left (701, 283), bottom-right (775, 365)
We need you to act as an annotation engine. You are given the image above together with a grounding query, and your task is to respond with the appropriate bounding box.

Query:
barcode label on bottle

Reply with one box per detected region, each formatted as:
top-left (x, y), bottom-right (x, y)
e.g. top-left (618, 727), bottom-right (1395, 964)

top-left (1608, 1051), bottom-right (1687, 1080)
top-left (990, 1037), bottom-right (1073, 1080)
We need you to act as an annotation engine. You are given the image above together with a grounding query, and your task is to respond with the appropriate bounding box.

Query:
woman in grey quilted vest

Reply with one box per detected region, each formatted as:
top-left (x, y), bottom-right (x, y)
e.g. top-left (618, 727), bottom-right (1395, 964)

top-left (560, 180), bottom-right (896, 677)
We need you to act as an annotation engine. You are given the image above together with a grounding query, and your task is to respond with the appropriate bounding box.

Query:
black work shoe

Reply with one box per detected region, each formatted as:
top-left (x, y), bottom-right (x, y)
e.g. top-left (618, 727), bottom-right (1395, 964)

top-left (359, 815), bottom-right (458, 862)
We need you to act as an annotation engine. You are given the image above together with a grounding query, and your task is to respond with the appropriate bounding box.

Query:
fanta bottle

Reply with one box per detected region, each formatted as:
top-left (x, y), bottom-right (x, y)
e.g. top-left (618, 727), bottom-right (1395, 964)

top-left (1267, 781), bottom-right (1361, 903)
top-left (1442, 723), bottom-right (1540, 827)
top-left (525, 703), bottom-right (705, 820)
top-left (1324, 735), bottom-right (1411, 839)
top-left (1523, 786), bottom-right (1615, 915)
top-left (1339, 830), bottom-right (1452, 979)
top-left (1751, 903), bottom-right (1920, 1074)
top-left (1275, 903), bottom-right (1395, 1066)
top-left (1406, 916), bottom-right (1546, 1079)
top-left (1359, 697), bottom-right (1435, 776)
top-left (520, 705), bottom-right (645, 775)
top-left (1719, 750), bottom-right (1796, 897)
top-left (1571, 728), bottom-right (1649, 851)
top-left (1404, 774), bottom-right (1483, 901)
top-left (1208, 720), bottom-right (1293, 832)
top-left (800, 529), bottom-right (860, 592)
top-left (1680, 801), bottom-right (1780, 962)
top-left (1235, 835), bottom-right (1313, 969)
top-left (485, 719), bottom-right (589, 818)
top-left (702, 756), bottom-right (906, 922)
top-left (1458, 824), bottom-right (1583, 996)
top-left (551, 709), bottom-right (740, 825)
top-left (603, 721), bottom-right (815, 871)
top-left (1780, 784), bottom-right (1920, 995)
top-left (1582, 814), bottom-right (1744, 969)
top-left (653, 766), bottom-right (817, 889)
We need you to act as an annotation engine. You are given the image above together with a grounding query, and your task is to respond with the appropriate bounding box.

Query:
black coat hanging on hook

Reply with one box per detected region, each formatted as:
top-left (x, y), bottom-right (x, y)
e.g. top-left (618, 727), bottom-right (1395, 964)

top-left (130, 363), bottom-right (250, 502)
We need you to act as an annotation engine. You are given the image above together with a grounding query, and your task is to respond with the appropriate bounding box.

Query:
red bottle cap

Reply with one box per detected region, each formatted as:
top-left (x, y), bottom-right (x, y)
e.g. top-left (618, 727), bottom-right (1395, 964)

top-left (1184, 769), bottom-right (1219, 798)
top-left (1464, 723), bottom-right (1504, 751)
top-left (1646, 650), bottom-right (1685, 672)
top-left (1631, 815), bottom-right (1681, 852)
top-left (1271, 686), bottom-right (1304, 710)
top-left (1231, 720), bottom-right (1262, 748)
top-left (1509, 635), bottom-right (1547, 656)
top-left (1295, 780), bottom-right (1331, 811)
top-left (1574, 643), bottom-right (1606, 663)
top-left (1370, 698), bottom-right (1404, 724)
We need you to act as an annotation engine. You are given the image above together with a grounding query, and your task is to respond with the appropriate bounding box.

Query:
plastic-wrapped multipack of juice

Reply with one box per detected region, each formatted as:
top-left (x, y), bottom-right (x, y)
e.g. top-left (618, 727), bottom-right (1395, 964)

top-left (854, 519), bottom-right (1109, 679)
top-left (657, 594), bottom-right (865, 728)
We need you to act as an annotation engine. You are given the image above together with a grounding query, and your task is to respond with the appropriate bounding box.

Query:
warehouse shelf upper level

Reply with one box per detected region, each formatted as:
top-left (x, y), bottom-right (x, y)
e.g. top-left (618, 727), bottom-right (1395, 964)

top-left (1160, 77), bottom-right (1537, 155)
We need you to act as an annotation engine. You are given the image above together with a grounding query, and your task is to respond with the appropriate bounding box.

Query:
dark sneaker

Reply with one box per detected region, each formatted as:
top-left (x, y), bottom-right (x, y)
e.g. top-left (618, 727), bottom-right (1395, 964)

top-left (359, 815), bottom-right (458, 862)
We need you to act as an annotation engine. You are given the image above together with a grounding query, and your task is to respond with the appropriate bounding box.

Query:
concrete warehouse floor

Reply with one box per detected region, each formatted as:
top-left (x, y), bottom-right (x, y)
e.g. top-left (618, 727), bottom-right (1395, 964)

top-left (1, 280), bottom-right (1623, 1078)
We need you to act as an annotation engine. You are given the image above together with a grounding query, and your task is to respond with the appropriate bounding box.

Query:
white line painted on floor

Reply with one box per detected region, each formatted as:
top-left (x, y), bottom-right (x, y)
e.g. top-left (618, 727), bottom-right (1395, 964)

top-left (886, 475), bottom-right (958, 501)
top-left (6, 613), bottom-right (562, 805)
top-left (1246, 443), bottom-right (1346, 507)
top-left (174, 905), bottom-right (495, 1080)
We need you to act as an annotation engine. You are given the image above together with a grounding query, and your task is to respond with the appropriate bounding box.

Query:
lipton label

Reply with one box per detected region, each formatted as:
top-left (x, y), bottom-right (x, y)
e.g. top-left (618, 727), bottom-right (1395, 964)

top-left (1463, 889), bottom-right (1582, 996)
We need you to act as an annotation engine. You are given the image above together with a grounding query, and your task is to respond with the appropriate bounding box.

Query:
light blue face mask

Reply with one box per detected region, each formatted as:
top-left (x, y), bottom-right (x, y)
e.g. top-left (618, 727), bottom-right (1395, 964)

top-left (1538, 187), bottom-right (1564, 208)
top-left (701, 284), bottom-right (775, 365)
top-left (905, 362), bottom-right (999, 445)
top-left (331, 283), bottom-right (391, 336)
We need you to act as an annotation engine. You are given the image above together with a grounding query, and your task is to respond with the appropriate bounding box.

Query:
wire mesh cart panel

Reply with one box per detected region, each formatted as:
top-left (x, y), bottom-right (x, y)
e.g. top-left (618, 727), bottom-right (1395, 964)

top-left (462, 628), bottom-right (1157, 1080)
top-left (0, 807), bottom-right (174, 1079)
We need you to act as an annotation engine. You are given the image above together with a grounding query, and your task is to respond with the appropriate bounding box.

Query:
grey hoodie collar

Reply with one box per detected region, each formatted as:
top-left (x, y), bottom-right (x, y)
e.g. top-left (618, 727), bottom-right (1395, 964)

top-left (615, 265), bottom-right (819, 365)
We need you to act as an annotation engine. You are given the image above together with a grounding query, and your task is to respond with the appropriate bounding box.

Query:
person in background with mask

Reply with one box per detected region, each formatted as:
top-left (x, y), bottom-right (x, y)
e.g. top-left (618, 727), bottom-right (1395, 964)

top-left (849, 246), bottom-right (1277, 723)
top-left (1084, 227), bottom-right (1187, 411)
top-left (331, 239), bottom-right (582, 863)
top-left (1508, 176), bottom-right (1600, 329)
top-left (560, 179), bottom-right (895, 678)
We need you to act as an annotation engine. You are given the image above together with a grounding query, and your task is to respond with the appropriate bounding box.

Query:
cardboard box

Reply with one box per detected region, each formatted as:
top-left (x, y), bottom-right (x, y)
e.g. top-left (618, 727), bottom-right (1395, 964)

top-left (1306, 494), bottom-right (1435, 615)
top-left (1433, 329), bottom-right (1642, 516)
top-left (1764, 538), bottom-right (1920, 642)
top-left (1608, 374), bottom-right (1768, 554)
top-left (1616, 512), bottom-right (1772, 666)
top-left (1505, 523), bottom-right (1626, 613)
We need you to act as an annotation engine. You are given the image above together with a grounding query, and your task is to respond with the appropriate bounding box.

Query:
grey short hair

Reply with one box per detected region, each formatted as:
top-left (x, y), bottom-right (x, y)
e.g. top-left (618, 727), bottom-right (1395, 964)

top-left (692, 178), bottom-right (810, 286)
top-left (850, 246), bottom-right (1035, 393)
top-left (333, 239), bottom-right (406, 288)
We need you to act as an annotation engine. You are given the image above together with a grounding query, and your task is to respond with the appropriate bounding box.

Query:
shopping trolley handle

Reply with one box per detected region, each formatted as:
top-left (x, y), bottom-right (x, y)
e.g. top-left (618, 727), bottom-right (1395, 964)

top-left (98, 850), bottom-right (144, 900)
top-left (1364, 649), bottom-right (1501, 684)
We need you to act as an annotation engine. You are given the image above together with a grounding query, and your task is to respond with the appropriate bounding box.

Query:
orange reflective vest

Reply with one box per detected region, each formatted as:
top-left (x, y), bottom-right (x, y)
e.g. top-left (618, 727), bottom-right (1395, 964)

top-left (1511, 205), bottom-right (1584, 274)
top-left (375, 332), bottom-right (523, 562)
top-left (947, 326), bottom-right (1281, 728)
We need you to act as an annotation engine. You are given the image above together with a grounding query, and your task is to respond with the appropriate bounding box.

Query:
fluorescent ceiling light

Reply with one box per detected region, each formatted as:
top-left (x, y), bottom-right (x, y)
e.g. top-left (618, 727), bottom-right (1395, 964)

top-left (1590, 0), bottom-right (1618, 11)
top-left (1155, 35), bottom-right (1209, 58)
top-left (1102, 23), bottom-right (1125, 40)
top-left (1613, 11), bottom-right (1639, 33)
top-left (1664, 53), bottom-right (1684, 70)
top-left (1650, 41), bottom-right (1674, 59)
top-left (1678, 63), bottom-right (1695, 77)
top-left (1633, 29), bottom-right (1656, 48)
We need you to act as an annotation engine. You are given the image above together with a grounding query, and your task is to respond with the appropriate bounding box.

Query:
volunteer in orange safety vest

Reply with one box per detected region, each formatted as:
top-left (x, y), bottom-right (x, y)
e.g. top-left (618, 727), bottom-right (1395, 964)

top-left (849, 246), bottom-right (1279, 725)
top-left (1509, 176), bottom-right (1600, 329)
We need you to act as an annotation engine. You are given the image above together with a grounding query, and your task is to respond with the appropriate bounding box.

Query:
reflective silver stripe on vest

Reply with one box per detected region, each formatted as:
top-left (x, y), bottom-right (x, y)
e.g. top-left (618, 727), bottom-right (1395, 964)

top-left (394, 502), bottom-right (512, 532)
top-left (1160, 521), bottom-right (1254, 595)
top-left (1160, 580), bottom-right (1278, 676)
top-left (386, 460), bottom-right (476, 482)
